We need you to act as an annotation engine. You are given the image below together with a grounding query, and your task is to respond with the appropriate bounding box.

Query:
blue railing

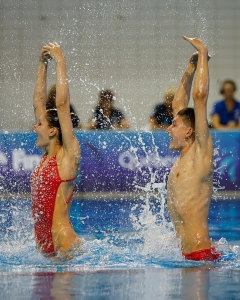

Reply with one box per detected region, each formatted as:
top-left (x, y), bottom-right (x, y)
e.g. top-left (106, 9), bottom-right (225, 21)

top-left (0, 131), bottom-right (239, 194)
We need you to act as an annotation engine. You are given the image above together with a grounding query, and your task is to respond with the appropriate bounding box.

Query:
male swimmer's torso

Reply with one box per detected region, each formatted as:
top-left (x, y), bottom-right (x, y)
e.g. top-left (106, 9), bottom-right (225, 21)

top-left (167, 139), bottom-right (213, 254)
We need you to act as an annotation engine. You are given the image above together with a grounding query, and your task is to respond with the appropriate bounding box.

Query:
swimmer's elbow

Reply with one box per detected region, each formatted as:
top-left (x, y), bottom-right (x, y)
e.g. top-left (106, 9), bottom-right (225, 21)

top-left (193, 91), bottom-right (208, 104)
top-left (193, 84), bottom-right (209, 102)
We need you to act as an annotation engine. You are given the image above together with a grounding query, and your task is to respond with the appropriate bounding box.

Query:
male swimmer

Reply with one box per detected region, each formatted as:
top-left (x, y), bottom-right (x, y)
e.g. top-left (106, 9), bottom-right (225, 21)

top-left (166, 36), bottom-right (221, 262)
top-left (31, 42), bottom-right (81, 261)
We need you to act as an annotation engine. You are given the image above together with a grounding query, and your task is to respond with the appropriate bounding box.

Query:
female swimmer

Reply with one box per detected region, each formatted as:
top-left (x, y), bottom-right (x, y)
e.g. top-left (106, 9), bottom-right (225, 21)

top-left (31, 42), bottom-right (81, 261)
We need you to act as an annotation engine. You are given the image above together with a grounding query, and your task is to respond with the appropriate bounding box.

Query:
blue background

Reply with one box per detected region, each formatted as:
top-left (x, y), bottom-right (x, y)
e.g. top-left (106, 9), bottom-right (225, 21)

top-left (0, 131), bottom-right (239, 193)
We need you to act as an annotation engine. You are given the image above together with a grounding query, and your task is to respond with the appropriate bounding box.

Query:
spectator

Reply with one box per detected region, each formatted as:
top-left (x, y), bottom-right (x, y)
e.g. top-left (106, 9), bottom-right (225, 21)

top-left (86, 89), bottom-right (129, 130)
top-left (211, 80), bottom-right (240, 129)
top-left (148, 87), bottom-right (176, 130)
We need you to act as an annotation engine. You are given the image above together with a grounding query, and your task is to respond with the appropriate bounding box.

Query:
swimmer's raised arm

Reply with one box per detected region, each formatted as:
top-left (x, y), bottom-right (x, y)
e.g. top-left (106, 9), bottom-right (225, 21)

top-left (33, 51), bottom-right (49, 120)
top-left (42, 42), bottom-right (69, 110)
top-left (183, 36), bottom-right (211, 150)
top-left (172, 51), bottom-right (197, 117)
top-left (42, 42), bottom-right (80, 162)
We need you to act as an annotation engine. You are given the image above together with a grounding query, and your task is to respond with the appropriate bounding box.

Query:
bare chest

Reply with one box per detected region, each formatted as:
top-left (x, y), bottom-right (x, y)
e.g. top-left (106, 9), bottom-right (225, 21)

top-left (168, 155), bottom-right (194, 187)
top-left (167, 153), bottom-right (197, 211)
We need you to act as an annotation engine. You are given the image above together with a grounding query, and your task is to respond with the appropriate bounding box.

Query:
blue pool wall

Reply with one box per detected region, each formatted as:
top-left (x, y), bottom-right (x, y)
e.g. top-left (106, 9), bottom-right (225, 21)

top-left (0, 130), bottom-right (239, 194)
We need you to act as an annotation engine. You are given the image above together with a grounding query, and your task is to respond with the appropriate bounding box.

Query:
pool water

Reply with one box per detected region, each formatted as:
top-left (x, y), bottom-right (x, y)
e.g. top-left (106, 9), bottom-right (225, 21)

top-left (1, 197), bottom-right (240, 299)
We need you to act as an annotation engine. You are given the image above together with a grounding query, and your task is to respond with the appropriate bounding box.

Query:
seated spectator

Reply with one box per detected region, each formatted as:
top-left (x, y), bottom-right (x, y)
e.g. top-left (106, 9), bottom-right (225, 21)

top-left (47, 84), bottom-right (83, 129)
top-left (86, 89), bottom-right (130, 130)
top-left (148, 87), bottom-right (176, 130)
top-left (211, 80), bottom-right (240, 129)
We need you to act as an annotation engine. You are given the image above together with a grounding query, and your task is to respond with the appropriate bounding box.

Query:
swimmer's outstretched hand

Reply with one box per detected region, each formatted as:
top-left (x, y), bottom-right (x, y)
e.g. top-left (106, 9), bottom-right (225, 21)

top-left (42, 42), bottom-right (64, 63)
top-left (182, 36), bottom-right (208, 54)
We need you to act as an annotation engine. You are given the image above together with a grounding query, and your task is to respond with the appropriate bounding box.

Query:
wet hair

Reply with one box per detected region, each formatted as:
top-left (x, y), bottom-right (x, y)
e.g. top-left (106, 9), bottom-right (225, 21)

top-left (177, 107), bottom-right (195, 129)
top-left (98, 89), bottom-right (115, 101)
top-left (45, 109), bottom-right (62, 144)
top-left (220, 80), bottom-right (237, 94)
top-left (164, 86), bottom-right (176, 100)
top-left (46, 84), bottom-right (57, 109)
top-left (46, 85), bottom-right (80, 144)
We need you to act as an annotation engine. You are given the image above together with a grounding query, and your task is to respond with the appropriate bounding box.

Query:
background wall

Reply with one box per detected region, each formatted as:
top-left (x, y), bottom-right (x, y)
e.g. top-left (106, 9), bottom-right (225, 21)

top-left (0, 0), bottom-right (239, 131)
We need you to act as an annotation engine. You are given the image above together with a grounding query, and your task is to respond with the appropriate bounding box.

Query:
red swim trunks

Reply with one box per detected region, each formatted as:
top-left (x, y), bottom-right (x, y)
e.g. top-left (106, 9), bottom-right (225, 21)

top-left (183, 247), bottom-right (222, 262)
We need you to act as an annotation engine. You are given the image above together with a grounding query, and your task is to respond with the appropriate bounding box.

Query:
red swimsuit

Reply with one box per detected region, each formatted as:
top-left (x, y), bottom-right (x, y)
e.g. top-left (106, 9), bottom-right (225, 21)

top-left (31, 155), bottom-right (76, 256)
top-left (183, 247), bottom-right (222, 262)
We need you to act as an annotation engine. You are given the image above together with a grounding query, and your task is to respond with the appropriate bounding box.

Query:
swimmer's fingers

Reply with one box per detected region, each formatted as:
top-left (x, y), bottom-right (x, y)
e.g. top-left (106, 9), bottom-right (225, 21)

top-left (41, 46), bottom-right (50, 56)
top-left (45, 42), bottom-right (60, 48)
top-left (182, 36), bottom-right (199, 51)
top-left (182, 35), bottom-right (192, 42)
top-left (42, 42), bottom-right (63, 62)
top-left (41, 47), bottom-right (50, 56)
top-left (48, 42), bottom-right (54, 47)
top-left (182, 35), bottom-right (198, 44)
top-left (182, 35), bottom-right (208, 53)
top-left (42, 43), bottom-right (55, 51)
top-left (42, 42), bottom-right (60, 51)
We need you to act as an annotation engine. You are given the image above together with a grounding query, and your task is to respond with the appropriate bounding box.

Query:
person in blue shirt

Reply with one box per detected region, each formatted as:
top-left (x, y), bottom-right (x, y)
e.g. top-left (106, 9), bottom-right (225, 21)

top-left (148, 87), bottom-right (176, 130)
top-left (211, 80), bottom-right (240, 129)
